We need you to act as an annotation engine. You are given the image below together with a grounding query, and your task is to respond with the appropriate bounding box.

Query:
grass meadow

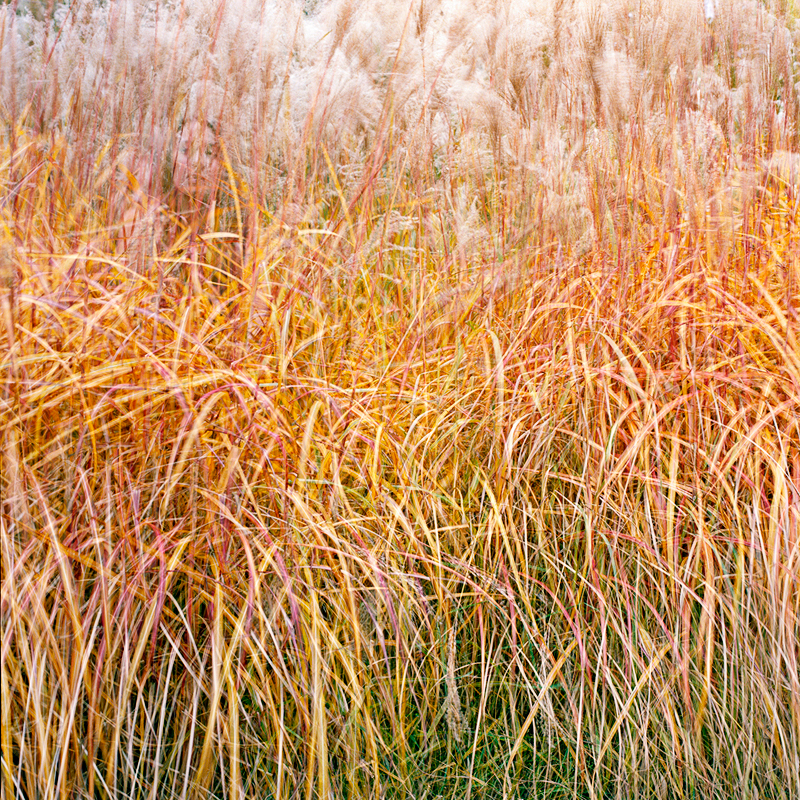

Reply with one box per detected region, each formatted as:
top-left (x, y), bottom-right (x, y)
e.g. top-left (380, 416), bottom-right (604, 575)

top-left (1, 0), bottom-right (799, 797)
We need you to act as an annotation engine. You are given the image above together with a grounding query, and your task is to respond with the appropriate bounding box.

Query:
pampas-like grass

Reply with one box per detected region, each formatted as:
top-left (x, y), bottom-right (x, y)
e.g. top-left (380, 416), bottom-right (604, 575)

top-left (2, 1), bottom-right (800, 799)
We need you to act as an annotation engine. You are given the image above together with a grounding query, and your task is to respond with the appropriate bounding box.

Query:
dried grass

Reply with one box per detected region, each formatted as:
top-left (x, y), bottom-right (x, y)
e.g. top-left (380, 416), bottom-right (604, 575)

top-left (1, 1), bottom-right (799, 798)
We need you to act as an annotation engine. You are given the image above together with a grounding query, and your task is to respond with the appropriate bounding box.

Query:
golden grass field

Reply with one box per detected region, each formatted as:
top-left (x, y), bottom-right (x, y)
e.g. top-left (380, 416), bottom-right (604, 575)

top-left (1, 0), bottom-right (799, 797)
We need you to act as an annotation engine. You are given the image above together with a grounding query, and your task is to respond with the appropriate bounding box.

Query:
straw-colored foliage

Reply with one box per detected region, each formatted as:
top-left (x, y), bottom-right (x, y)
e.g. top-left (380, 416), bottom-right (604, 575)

top-left (1, 0), bottom-right (799, 798)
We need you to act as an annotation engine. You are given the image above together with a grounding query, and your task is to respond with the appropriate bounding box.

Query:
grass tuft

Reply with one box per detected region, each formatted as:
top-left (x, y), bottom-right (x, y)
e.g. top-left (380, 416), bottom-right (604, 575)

top-left (2, 1), bottom-right (799, 798)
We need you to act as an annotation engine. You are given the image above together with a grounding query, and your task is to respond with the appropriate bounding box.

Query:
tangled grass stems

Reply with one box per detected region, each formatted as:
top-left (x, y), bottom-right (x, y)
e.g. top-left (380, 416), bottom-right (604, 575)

top-left (2, 1), bottom-right (800, 799)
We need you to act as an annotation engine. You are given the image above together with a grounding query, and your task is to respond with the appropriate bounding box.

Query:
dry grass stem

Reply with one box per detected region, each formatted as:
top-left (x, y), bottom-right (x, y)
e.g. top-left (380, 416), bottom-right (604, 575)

top-left (2, 1), bottom-right (799, 798)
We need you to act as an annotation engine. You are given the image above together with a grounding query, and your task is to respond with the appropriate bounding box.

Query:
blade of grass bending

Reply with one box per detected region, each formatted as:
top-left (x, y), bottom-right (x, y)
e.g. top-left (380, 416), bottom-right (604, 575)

top-left (502, 638), bottom-right (579, 800)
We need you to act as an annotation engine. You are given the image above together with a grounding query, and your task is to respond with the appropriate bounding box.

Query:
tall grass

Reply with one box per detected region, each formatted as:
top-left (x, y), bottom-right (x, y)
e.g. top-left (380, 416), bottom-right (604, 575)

top-left (1, 0), bottom-right (799, 798)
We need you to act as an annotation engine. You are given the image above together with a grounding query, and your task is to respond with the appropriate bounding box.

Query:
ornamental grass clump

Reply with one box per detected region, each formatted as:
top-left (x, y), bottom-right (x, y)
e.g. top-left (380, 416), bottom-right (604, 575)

top-left (1, 1), bottom-right (799, 798)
